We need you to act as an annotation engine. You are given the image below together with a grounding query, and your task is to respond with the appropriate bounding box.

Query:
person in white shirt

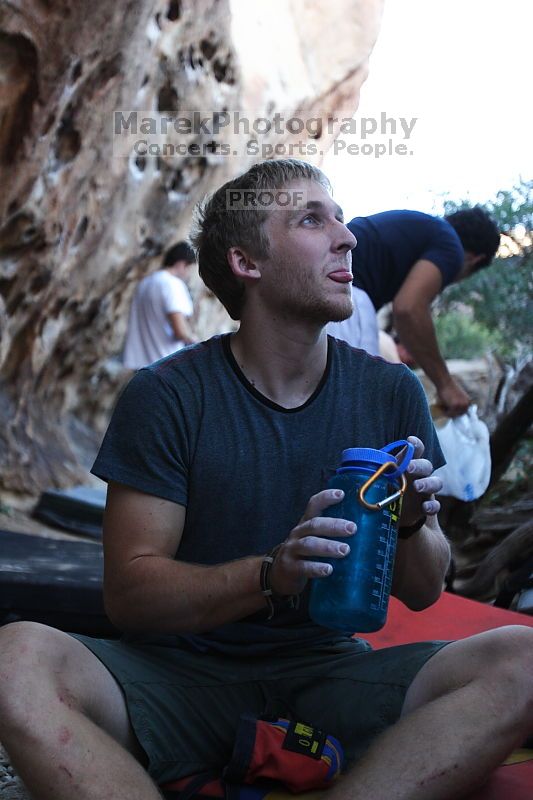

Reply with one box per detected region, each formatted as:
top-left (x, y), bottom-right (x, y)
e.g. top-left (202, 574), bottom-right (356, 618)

top-left (326, 284), bottom-right (379, 355)
top-left (123, 242), bottom-right (198, 369)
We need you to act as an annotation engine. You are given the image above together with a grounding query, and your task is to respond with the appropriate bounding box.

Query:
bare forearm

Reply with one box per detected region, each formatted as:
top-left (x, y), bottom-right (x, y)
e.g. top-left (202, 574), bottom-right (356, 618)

top-left (392, 515), bottom-right (451, 610)
top-left (174, 323), bottom-right (196, 345)
top-left (394, 305), bottom-right (451, 391)
top-left (104, 554), bottom-right (266, 634)
top-left (168, 311), bottom-right (197, 344)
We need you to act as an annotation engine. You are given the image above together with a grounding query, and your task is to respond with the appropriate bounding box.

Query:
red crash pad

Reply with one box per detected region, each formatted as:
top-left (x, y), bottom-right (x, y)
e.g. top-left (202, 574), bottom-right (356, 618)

top-left (365, 591), bottom-right (533, 648)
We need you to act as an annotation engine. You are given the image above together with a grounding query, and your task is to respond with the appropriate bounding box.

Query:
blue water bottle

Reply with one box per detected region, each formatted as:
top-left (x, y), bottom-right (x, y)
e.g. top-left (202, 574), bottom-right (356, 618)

top-left (309, 440), bottom-right (414, 633)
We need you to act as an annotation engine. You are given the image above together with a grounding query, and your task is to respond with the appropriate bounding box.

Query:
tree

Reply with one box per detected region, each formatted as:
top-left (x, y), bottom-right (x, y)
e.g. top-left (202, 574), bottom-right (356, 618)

top-left (435, 179), bottom-right (532, 362)
top-left (435, 180), bottom-right (533, 605)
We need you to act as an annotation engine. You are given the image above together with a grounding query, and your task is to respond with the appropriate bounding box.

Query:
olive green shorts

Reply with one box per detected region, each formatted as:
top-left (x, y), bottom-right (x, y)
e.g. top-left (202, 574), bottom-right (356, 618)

top-left (72, 634), bottom-right (449, 786)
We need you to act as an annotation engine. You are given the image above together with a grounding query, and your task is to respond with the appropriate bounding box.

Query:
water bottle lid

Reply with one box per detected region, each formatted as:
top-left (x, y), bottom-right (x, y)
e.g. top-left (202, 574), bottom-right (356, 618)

top-left (340, 447), bottom-right (396, 469)
top-left (339, 440), bottom-right (414, 480)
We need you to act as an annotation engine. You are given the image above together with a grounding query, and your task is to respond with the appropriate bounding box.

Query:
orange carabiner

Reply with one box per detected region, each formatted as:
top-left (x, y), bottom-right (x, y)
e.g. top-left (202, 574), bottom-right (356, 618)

top-left (358, 461), bottom-right (408, 511)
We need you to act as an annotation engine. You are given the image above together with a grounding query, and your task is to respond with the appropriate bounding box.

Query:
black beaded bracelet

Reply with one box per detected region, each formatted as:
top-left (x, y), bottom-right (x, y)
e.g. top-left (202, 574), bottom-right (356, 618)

top-left (398, 515), bottom-right (427, 540)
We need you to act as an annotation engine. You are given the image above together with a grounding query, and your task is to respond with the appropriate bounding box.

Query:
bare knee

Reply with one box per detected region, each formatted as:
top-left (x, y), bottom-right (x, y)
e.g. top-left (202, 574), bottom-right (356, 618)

top-left (0, 622), bottom-right (82, 720)
top-left (0, 619), bottom-right (68, 672)
top-left (0, 619), bottom-right (72, 666)
top-left (0, 622), bottom-right (141, 757)
top-left (461, 625), bottom-right (533, 676)
top-left (464, 626), bottom-right (533, 730)
top-left (479, 625), bottom-right (533, 701)
top-left (403, 625), bottom-right (533, 718)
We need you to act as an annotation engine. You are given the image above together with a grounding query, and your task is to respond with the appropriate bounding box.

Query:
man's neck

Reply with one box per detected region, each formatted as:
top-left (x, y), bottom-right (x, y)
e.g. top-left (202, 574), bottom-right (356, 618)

top-left (230, 319), bottom-right (328, 409)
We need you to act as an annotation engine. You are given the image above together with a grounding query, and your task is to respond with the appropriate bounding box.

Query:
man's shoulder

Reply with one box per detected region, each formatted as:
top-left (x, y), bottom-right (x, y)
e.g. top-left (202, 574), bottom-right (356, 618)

top-left (146, 335), bottom-right (225, 380)
top-left (348, 209), bottom-right (433, 230)
top-left (349, 210), bottom-right (455, 239)
top-left (140, 268), bottom-right (165, 284)
top-left (134, 269), bottom-right (168, 297)
top-left (141, 268), bottom-right (186, 288)
top-left (331, 336), bottom-right (409, 378)
top-left (355, 211), bottom-right (462, 269)
top-left (120, 337), bottom-right (226, 413)
top-left (387, 211), bottom-right (461, 252)
top-left (330, 338), bottom-right (427, 413)
top-left (153, 269), bottom-right (182, 286)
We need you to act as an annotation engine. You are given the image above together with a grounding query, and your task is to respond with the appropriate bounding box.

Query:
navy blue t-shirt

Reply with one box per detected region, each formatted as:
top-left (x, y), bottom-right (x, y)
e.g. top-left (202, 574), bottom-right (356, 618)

top-left (349, 210), bottom-right (464, 310)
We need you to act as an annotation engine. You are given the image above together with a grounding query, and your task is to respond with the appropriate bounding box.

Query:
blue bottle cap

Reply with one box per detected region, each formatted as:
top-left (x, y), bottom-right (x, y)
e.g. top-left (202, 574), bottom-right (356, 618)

top-left (340, 447), bottom-right (395, 468)
top-left (339, 440), bottom-right (414, 480)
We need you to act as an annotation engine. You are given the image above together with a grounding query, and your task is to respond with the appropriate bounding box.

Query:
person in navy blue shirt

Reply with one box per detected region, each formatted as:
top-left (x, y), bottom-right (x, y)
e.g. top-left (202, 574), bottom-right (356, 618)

top-left (343, 208), bottom-right (500, 417)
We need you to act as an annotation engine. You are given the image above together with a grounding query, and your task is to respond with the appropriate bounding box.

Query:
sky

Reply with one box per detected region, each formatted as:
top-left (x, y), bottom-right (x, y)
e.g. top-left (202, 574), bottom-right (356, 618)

top-left (323, 0), bottom-right (533, 220)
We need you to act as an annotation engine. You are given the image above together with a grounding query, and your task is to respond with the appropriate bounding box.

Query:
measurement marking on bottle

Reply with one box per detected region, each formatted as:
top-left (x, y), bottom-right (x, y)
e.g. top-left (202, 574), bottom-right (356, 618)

top-left (372, 519), bottom-right (397, 610)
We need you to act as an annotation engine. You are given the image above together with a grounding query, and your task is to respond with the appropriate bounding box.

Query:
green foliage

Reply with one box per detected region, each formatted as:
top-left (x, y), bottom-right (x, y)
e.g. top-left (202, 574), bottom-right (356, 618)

top-left (443, 178), bottom-right (533, 240)
top-left (0, 501), bottom-right (13, 517)
top-left (434, 310), bottom-right (502, 360)
top-left (436, 179), bottom-right (533, 362)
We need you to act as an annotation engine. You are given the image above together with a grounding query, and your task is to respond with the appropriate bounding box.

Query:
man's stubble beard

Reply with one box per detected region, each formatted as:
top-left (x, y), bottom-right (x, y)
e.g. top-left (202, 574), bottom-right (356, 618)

top-left (277, 272), bottom-right (353, 325)
top-left (263, 250), bottom-right (353, 325)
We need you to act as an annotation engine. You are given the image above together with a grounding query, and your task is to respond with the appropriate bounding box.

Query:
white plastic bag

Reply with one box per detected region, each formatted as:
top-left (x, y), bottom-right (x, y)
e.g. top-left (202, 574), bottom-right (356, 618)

top-left (434, 406), bottom-right (491, 501)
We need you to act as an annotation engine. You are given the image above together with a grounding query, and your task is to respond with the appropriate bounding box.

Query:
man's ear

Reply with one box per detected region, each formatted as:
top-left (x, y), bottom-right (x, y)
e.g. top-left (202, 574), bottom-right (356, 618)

top-left (467, 252), bottom-right (485, 267)
top-left (227, 247), bottom-right (262, 284)
top-left (460, 251), bottom-right (485, 279)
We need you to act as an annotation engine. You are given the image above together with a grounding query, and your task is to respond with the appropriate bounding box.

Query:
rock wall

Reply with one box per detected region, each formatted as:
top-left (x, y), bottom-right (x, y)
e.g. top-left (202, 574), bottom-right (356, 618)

top-left (0, 0), bottom-right (383, 505)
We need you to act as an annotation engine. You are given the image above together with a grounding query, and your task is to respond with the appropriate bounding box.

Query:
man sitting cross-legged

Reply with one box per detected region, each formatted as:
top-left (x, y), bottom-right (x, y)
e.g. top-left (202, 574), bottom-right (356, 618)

top-left (0, 159), bottom-right (531, 800)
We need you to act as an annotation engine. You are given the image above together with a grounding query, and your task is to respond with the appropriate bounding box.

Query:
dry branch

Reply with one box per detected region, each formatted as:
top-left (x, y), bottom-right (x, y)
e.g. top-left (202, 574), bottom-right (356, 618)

top-left (456, 519), bottom-right (533, 599)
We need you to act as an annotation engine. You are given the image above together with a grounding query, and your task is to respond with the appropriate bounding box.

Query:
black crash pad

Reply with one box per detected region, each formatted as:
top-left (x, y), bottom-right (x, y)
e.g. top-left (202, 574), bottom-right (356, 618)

top-left (0, 530), bottom-right (117, 637)
top-left (32, 485), bottom-right (106, 539)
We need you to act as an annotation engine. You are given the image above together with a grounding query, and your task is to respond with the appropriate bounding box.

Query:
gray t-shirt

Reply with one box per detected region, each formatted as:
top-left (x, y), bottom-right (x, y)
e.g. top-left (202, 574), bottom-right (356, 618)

top-left (93, 334), bottom-right (444, 654)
